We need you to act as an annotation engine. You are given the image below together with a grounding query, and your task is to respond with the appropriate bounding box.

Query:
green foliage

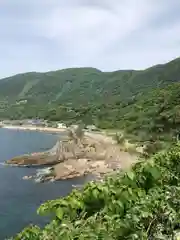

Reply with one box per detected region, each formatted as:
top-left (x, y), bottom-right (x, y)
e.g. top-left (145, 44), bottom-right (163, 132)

top-left (0, 58), bottom-right (180, 146)
top-left (10, 144), bottom-right (180, 239)
top-left (142, 141), bottom-right (164, 157)
top-left (0, 57), bottom-right (180, 124)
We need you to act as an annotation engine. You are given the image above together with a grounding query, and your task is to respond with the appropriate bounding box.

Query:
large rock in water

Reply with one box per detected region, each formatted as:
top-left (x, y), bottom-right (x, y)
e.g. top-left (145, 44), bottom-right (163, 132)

top-left (6, 153), bottom-right (59, 166)
top-left (6, 139), bottom-right (63, 166)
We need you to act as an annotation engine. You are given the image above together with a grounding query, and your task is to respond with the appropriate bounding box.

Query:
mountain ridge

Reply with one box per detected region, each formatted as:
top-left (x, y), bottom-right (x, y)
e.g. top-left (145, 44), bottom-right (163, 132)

top-left (0, 57), bottom-right (180, 120)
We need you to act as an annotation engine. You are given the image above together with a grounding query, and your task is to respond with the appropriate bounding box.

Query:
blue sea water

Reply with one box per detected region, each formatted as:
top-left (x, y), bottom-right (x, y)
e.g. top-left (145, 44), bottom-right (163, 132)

top-left (0, 128), bottom-right (89, 239)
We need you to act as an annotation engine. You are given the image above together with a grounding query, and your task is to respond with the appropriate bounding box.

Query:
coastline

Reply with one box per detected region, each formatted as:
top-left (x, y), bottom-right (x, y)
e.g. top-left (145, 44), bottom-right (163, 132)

top-left (2, 124), bottom-right (140, 184)
top-left (1, 125), bottom-right (67, 134)
top-left (5, 126), bottom-right (138, 183)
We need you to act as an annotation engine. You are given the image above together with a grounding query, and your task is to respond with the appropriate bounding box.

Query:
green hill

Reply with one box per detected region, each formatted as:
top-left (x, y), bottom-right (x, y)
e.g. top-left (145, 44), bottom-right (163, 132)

top-left (0, 57), bottom-right (179, 105)
top-left (106, 82), bottom-right (180, 143)
top-left (0, 57), bottom-right (180, 126)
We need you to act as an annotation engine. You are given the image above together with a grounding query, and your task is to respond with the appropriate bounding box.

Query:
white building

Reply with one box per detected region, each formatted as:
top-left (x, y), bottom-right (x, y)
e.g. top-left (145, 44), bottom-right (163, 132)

top-left (57, 123), bottom-right (67, 129)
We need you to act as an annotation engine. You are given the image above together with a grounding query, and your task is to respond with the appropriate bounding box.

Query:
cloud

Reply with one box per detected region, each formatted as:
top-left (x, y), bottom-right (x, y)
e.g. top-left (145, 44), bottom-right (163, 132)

top-left (0, 0), bottom-right (180, 77)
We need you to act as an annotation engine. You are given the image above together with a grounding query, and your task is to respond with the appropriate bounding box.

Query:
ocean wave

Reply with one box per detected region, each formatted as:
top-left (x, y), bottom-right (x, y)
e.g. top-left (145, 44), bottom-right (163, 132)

top-left (0, 162), bottom-right (6, 167)
top-left (36, 167), bottom-right (53, 176)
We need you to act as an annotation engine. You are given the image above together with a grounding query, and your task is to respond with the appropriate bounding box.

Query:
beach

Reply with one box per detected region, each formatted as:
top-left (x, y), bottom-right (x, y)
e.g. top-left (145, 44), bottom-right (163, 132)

top-left (1, 125), bottom-right (67, 133)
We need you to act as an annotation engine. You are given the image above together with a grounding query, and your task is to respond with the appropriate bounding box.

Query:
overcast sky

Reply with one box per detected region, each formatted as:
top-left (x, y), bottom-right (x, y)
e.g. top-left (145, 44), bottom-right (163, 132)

top-left (0, 0), bottom-right (180, 78)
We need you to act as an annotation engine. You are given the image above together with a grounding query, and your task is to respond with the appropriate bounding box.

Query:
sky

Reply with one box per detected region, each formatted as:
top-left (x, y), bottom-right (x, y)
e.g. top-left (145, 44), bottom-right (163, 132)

top-left (0, 0), bottom-right (180, 78)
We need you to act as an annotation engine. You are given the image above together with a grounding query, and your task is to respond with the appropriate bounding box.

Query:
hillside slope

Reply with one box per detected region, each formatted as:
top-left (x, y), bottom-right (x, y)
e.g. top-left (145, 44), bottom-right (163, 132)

top-left (109, 82), bottom-right (180, 142)
top-left (0, 57), bottom-right (179, 106)
top-left (0, 57), bottom-right (180, 120)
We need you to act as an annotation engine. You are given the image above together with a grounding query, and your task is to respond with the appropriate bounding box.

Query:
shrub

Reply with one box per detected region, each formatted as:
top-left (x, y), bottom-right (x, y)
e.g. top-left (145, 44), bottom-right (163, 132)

top-left (11, 145), bottom-right (180, 240)
top-left (143, 141), bottom-right (163, 157)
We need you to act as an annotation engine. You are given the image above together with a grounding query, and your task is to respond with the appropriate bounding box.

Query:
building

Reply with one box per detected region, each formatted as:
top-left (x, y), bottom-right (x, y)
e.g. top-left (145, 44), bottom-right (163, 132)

top-left (57, 123), bottom-right (67, 129)
top-left (27, 119), bottom-right (46, 127)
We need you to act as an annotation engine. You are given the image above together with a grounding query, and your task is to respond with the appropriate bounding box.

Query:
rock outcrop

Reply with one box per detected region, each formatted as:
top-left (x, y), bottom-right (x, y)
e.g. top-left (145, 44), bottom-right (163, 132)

top-left (6, 127), bottom-right (138, 181)
top-left (6, 154), bottom-right (59, 166)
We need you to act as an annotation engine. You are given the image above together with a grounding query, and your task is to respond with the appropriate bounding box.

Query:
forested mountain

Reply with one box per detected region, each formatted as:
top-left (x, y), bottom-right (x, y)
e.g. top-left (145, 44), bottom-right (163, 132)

top-left (0, 57), bottom-right (180, 106)
top-left (0, 57), bottom-right (180, 132)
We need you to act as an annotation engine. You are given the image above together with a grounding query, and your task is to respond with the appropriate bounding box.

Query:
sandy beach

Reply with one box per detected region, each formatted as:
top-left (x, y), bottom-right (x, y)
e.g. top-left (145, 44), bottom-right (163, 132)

top-left (1, 125), bottom-right (67, 133)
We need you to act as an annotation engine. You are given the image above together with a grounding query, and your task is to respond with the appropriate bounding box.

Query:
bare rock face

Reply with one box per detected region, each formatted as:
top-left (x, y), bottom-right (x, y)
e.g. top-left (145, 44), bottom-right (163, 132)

top-left (54, 158), bottom-right (89, 180)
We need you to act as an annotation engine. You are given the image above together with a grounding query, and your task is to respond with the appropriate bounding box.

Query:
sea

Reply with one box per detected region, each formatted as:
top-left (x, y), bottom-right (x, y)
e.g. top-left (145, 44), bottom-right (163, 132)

top-left (0, 128), bottom-right (90, 239)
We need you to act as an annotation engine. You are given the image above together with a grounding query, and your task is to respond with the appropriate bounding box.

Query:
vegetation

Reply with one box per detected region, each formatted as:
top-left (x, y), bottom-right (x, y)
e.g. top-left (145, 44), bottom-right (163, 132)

top-left (0, 58), bottom-right (180, 145)
top-left (3, 57), bottom-right (180, 239)
top-left (0, 57), bottom-right (180, 122)
top-left (25, 81), bottom-right (180, 148)
top-left (9, 144), bottom-right (180, 239)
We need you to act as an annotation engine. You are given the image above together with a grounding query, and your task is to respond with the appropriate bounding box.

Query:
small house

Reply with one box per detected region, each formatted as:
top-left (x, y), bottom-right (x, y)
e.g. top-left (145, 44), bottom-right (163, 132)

top-left (57, 123), bottom-right (67, 129)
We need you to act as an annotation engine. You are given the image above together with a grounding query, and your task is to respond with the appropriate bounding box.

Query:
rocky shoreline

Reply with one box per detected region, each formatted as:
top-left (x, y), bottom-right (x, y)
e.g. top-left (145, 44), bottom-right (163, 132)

top-left (6, 128), bottom-right (138, 182)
